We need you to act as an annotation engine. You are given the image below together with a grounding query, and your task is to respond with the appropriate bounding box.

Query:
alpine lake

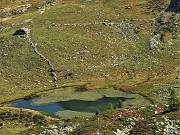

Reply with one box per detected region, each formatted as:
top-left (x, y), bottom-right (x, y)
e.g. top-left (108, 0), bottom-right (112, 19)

top-left (5, 86), bottom-right (151, 119)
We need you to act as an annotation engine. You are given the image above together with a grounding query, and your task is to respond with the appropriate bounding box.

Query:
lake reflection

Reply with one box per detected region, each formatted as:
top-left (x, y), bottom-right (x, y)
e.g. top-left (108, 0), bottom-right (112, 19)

top-left (8, 96), bottom-right (132, 115)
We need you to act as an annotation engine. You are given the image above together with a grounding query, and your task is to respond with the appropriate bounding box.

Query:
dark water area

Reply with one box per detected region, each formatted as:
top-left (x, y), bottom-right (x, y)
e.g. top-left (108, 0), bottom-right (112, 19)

top-left (7, 96), bottom-right (132, 115)
top-left (57, 96), bottom-right (132, 113)
top-left (166, 0), bottom-right (180, 13)
top-left (8, 96), bottom-right (64, 115)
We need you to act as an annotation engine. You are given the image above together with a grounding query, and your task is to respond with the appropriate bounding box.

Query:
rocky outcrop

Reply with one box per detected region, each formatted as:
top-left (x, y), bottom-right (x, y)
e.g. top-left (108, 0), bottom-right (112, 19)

top-left (149, 12), bottom-right (180, 50)
top-left (149, 34), bottom-right (161, 50)
top-left (166, 0), bottom-right (180, 13)
top-left (0, 4), bottom-right (31, 18)
top-left (113, 20), bottom-right (139, 42)
top-left (39, 124), bottom-right (79, 135)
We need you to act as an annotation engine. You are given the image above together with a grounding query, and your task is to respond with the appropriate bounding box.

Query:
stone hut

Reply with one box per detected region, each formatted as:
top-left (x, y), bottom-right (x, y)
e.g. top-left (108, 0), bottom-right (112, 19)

top-left (13, 27), bottom-right (30, 37)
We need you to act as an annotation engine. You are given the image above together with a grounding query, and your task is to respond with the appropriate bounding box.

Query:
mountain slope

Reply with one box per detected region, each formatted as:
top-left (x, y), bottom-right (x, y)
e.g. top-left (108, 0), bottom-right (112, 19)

top-left (1, 0), bottom-right (179, 103)
top-left (0, 0), bottom-right (180, 134)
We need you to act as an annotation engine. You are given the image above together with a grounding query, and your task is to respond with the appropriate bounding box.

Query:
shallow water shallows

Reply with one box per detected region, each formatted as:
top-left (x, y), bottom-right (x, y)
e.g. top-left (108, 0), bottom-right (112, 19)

top-left (6, 86), bottom-right (151, 119)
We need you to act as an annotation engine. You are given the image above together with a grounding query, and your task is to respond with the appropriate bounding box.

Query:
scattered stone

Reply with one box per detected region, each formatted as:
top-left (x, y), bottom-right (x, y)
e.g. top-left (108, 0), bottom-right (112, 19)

top-left (114, 20), bottom-right (139, 42)
top-left (39, 124), bottom-right (79, 135)
top-left (125, 5), bottom-right (131, 9)
top-left (101, 22), bottom-right (108, 26)
top-left (149, 34), bottom-right (161, 50)
top-left (23, 18), bottom-right (32, 23)
top-left (50, 3), bottom-right (55, 6)
top-left (155, 116), bottom-right (180, 135)
top-left (113, 128), bottom-right (132, 135)
top-left (11, 4), bottom-right (31, 15)
top-left (0, 4), bottom-right (31, 18)
top-left (104, 20), bottom-right (109, 22)
top-left (97, 32), bottom-right (103, 36)
top-left (2, 54), bottom-right (8, 57)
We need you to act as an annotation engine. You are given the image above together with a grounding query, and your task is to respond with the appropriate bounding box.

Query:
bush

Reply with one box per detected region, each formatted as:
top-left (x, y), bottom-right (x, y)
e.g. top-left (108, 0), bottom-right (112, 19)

top-left (108, 103), bottom-right (114, 110)
top-left (169, 89), bottom-right (180, 111)
top-left (33, 114), bottom-right (45, 123)
top-left (25, 123), bottom-right (30, 127)
top-left (117, 101), bottom-right (124, 108)
top-left (95, 109), bottom-right (100, 115)
top-left (45, 0), bottom-right (55, 4)
top-left (119, 117), bottom-right (126, 122)
top-left (0, 123), bottom-right (3, 127)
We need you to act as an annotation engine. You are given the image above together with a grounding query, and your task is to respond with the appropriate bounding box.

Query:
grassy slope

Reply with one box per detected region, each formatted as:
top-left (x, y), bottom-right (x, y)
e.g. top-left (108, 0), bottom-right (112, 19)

top-left (0, 0), bottom-right (179, 134)
top-left (0, 0), bottom-right (179, 103)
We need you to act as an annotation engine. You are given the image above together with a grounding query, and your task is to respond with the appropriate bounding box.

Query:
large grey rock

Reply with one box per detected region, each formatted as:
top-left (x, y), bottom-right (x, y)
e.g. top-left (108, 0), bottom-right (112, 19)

top-left (166, 0), bottom-right (180, 13)
top-left (149, 34), bottom-right (161, 50)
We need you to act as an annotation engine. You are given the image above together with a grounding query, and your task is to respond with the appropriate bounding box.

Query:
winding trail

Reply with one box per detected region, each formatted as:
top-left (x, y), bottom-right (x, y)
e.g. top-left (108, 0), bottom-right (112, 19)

top-left (26, 30), bottom-right (58, 87)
